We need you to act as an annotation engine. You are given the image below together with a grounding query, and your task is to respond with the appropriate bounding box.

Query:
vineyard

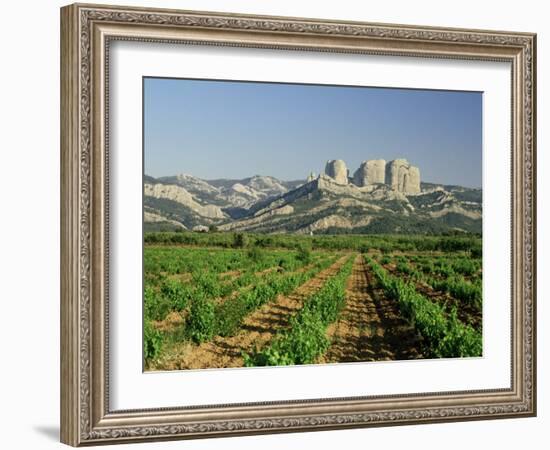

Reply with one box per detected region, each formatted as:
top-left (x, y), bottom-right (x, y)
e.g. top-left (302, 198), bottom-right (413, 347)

top-left (143, 232), bottom-right (482, 370)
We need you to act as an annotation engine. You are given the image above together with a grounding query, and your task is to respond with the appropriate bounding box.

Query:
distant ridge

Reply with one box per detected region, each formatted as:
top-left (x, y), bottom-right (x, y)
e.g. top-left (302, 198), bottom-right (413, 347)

top-left (144, 159), bottom-right (481, 234)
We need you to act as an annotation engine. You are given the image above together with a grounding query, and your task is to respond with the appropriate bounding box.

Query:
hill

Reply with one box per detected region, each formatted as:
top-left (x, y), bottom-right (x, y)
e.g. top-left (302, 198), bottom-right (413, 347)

top-left (144, 167), bottom-right (481, 235)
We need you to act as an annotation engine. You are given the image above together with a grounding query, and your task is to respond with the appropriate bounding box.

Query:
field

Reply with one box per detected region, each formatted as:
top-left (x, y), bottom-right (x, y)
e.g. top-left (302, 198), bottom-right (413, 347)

top-left (143, 232), bottom-right (482, 370)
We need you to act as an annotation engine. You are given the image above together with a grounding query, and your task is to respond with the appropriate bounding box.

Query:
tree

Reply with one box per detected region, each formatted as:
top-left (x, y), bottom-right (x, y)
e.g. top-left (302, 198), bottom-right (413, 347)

top-left (232, 232), bottom-right (249, 248)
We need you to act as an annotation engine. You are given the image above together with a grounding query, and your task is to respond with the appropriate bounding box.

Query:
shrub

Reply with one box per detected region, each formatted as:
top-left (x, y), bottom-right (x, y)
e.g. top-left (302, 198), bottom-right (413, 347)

top-left (143, 320), bottom-right (163, 361)
top-left (380, 255), bottom-right (392, 265)
top-left (215, 300), bottom-right (248, 337)
top-left (359, 244), bottom-right (370, 254)
top-left (144, 285), bottom-right (171, 321)
top-left (247, 246), bottom-right (265, 263)
top-left (232, 232), bottom-right (249, 248)
top-left (438, 308), bottom-right (482, 357)
top-left (246, 311), bottom-right (329, 366)
top-left (451, 258), bottom-right (478, 276)
top-left (192, 271), bottom-right (223, 299)
top-left (365, 256), bottom-right (482, 358)
top-left (470, 244), bottom-right (482, 259)
top-left (429, 275), bottom-right (482, 310)
top-left (160, 279), bottom-right (193, 311)
top-left (255, 236), bottom-right (274, 248)
top-left (296, 243), bottom-right (312, 265)
top-left (434, 260), bottom-right (455, 277)
top-left (246, 258), bottom-right (353, 366)
top-left (187, 294), bottom-right (216, 343)
top-left (396, 261), bottom-right (412, 274)
top-left (420, 260), bottom-right (435, 274)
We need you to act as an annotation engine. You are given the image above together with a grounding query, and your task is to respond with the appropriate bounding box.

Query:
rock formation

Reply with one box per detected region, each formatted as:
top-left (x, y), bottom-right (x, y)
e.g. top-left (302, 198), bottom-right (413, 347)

top-left (144, 183), bottom-right (226, 218)
top-left (353, 159), bottom-right (386, 186)
top-left (324, 160), bottom-right (349, 185)
top-left (385, 159), bottom-right (421, 194)
top-left (386, 159), bottom-right (407, 191)
top-left (323, 157), bottom-right (420, 194)
top-left (407, 166), bottom-right (421, 194)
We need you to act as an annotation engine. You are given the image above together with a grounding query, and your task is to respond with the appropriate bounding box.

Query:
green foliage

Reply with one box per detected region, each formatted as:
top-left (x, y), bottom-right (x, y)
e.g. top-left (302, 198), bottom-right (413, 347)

top-left (143, 246), bottom-right (333, 346)
top-left (232, 232), bottom-right (249, 248)
top-left (187, 294), bottom-right (216, 343)
top-left (246, 258), bottom-right (354, 366)
top-left (144, 285), bottom-right (171, 321)
top-left (395, 255), bottom-right (408, 264)
top-left (142, 234), bottom-right (483, 365)
top-left (366, 256), bottom-right (482, 358)
top-left (379, 255), bottom-right (392, 265)
top-left (215, 269), bottom-right (316, 337)
top-left (145, 246), bottom-right (301, 277)
top-left (438, 308), bottom-right (483, 357)
top-left (296, 243), bottom-right (312, 265)
top-left (378, 243), bottom-right (392, 254)
top-left (394, 260), bottom-right (424, 281)
top-left (245, 311), bottom-right (329, 366)
top-left (358, 244), bottom-right (370, 254)
top-left (246, 246), bottom-right (265, 263)
top-left (349, 214), bottom-right (481, 235)
top-left (436, 263), bottom-right (455, 277)
top-left (396, 261), bottom-right (412, 274)
top-left (160, 279), bottom-right (193, 311)
top-left (201, 256), bottom-right (340, 340)
top-left (144, 231), bottom-right (482, 256)
top-left (451, 258), bottom-right (480, 276)
top-left (419, 260), bottom-right (436, 274)
top-left (429, 275), bottom-right (482, 310)
top-left (254, 236), bottom-right (275, 248)
top-left (143, 320), bottom-right (163, 361)
top-left (470, 244), bottom-right (482, 259)
top-left (192, 270), bottom-right (224, 299)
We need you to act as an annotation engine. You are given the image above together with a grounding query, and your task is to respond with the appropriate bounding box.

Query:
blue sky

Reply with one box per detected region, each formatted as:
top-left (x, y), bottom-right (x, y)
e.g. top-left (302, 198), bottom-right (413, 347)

top-left (144, 77), bottom-right (482, 188)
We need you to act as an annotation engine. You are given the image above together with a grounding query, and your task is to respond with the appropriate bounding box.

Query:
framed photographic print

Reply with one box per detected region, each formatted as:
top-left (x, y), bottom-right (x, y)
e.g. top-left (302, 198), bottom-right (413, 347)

top-left (60, 3), bottom-right (537, 446)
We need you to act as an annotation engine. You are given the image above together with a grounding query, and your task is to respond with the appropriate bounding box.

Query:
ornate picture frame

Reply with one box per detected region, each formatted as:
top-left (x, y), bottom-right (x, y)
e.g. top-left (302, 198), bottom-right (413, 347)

top-left (60, 3), bottom-right (536, 446)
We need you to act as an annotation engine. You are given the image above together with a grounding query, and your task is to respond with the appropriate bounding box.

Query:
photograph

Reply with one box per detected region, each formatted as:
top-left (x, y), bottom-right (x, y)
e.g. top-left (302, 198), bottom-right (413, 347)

top-left (142, 78), bottom-right (484, 371)
top-left (56, 2), bottom-right (537, 445)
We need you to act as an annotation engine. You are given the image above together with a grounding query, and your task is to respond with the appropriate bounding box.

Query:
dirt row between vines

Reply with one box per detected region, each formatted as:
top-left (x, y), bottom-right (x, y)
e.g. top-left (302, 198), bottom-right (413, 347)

top-left (320, 255), bottom-right (424, 364)
top-left (381, 260), bottom-right (482, 330)
top-left (151, 254), bottom-right (351, 371)
top-left (151, 258), bottom-right (331, 334)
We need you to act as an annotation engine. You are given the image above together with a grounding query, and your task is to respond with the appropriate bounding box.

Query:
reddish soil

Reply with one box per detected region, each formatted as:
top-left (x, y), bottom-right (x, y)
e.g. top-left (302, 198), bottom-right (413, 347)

top-left (382, 262), bottom-right (481, 329)
top-left (219, 270), bottom-right (241, 281)
top-left (415, 280), bottom-right (481, 329)
top-left (321, 255), bottom-right (423, 364)
top-left (150, 255), bottom-right (351, 371)
top-left (166, 273), bottom-right (192, 283)
top-left (213, 260), bottom-right (319, 306)
top-left (152, 261), bottom-right (327, 335)
top-left (152, 311), bottom-right (185, 332)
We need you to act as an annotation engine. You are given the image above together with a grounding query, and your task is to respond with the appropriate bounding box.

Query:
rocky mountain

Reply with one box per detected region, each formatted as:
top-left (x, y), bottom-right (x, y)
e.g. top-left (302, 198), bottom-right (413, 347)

top-left (144, 159), bottom-right (482, 234)
top-left (156, 174), bottom-right (302, 209)
top-left (144, 174), bottom-right (304, 230)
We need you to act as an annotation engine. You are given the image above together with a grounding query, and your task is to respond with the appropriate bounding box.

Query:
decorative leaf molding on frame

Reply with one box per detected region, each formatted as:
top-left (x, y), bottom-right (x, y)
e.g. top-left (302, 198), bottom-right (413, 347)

top-left (73, 5), bottom-right (535, 442)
